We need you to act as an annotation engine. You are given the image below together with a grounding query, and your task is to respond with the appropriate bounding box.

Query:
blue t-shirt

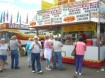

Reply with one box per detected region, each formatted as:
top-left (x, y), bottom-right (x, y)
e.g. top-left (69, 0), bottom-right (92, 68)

top-left (26, 42), bottom-right (32, 55)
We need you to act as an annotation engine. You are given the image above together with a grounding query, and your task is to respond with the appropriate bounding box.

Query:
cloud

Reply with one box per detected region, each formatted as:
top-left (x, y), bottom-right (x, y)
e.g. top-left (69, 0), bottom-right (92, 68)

top-left (20, 0), bottom-right (54, 5)
top-left (0, 0), bottom-right (14, 2)
top-left (0, 2), bottom-right (38, 23)
top-left (20, 0), bottom-right (41, 4)
top-left (0, 0), bottom-right (55, 23)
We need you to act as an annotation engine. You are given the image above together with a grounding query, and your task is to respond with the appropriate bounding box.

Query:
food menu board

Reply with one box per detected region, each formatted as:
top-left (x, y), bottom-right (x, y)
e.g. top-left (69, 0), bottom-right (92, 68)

top-left (36, 11), bottom-right (43, 26)
top-left (42, 9), bottom-right (52, 25)
top-left (62, 2), bottom-right (90, 23)
top-left (51, 7), bottom-right (62, 25)
top-left (90, 1), bottom-right (99, 22)
top-left (99, 1), bottom-right (105, 23)
top-left (36, 10), bottom-right (52, 26)
top-left (34, 0), bottom-right (105, 26)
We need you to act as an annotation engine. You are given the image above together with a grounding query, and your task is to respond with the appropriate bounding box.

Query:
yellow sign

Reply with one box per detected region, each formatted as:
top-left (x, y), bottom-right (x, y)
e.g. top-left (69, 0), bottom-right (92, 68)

top-left (41, 0), bottom-right (53, 10)
top-left (54, 0), bottom-right (76, 6)
top-left (0, 23), bottom-right (7, 29)
top-left (62, 23), bottom-right (96, 32)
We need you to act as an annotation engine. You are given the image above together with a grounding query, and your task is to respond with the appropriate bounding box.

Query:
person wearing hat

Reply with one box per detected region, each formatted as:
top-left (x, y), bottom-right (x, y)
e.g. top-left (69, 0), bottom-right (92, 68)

top-left (53, 37), bottom-right (63, 70)
top-left (0, 38), bottom-right (9, 72)
top-left (29, 36), bottom-right (43, 74)
top-left (9, 36), bottom-right (21, 69)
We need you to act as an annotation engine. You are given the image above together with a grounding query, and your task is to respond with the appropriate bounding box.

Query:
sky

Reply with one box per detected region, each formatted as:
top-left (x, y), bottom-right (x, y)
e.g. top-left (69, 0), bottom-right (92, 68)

top-left (0, 0), bottom-right (54, 24)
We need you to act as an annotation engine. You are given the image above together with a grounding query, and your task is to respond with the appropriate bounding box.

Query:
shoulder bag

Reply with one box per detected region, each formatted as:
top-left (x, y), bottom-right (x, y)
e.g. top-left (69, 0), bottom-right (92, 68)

top-left (71, 44), bottom-right (77, 56)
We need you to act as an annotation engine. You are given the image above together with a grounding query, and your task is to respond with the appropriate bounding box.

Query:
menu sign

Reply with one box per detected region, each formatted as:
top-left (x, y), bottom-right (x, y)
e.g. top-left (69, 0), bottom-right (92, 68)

top-left (90, 1), bottom-right (99, 22)
top-left (42, 10), bottom-right (52, 25)
top-left (33, 0), bottom-right (104, 27)
top-left (62, 2), bottom-right (90, 23)
top-left (51, 7), bottom-right (62, 25)
top-left (100, 1), bottom-right (105, 23)
top-left (36, 12), bottom-right (43, 26)
top-left (58, 0), bottom-right (68, 5)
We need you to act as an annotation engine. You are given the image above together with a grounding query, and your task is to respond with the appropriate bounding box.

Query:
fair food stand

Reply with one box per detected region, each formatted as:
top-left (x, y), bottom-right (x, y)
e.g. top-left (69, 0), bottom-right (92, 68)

top-left (30, 0), bottom-right (105, 68)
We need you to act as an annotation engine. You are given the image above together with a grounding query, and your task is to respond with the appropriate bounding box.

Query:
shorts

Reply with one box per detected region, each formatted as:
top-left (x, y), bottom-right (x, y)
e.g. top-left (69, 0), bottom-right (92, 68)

top-left (4, 55), bottom-right (7, 61)
top-left (0, 55), bottom-right (7, 61)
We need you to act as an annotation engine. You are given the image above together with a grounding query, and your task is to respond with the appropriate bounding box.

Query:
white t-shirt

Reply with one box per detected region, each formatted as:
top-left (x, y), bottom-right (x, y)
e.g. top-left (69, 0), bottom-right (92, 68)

top-left (0, 44), bottom-right (8, 55)
top-left (29, 41), bottom-right (41, 53)
top-left (53, 40), bottom-right (63, 52)
top-left (48, 39), bottom-right (55, 44)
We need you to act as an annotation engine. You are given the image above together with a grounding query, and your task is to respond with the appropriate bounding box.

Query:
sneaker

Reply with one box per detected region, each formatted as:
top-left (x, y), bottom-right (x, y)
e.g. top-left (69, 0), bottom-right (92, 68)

top-left (32, 70), bottom-right (35, 73)
top-left (75, 71), bottom-right (78, 74)
top-left (15, 67), bottom-right (20, 69)
top-left (79, 73), bottom-right (82, 76)
top-left (38, 70), bottom-right (43, 74)
top-left (100, 68), bottom-right (104, 71)
top-left (45, 67), bottom-right (51, 71)
top-left (0, 69), bottom-right (3, 72)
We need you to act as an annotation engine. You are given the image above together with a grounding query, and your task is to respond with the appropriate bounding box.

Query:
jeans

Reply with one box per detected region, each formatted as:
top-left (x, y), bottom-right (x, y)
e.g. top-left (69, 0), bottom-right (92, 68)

top-left (53, 52), bottom-right (63, 69)
top-left (75, 55), bottom-right (84, 73)
top-left (11, 50), bottom-right (19, 68)
top-left (31, 53), bottom-right (41, 72)
top-left (46, 59), bottom-right (50, 65)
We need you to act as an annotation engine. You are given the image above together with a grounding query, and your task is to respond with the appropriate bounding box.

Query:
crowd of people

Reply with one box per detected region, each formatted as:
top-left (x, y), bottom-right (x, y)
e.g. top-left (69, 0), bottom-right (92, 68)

top-left (0, 34), bottom-right (87, 76)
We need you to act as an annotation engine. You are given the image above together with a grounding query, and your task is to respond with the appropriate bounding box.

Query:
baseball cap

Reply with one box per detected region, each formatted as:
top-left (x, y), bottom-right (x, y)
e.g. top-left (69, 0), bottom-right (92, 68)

top-left (34, 36), bottom-right (39, 39)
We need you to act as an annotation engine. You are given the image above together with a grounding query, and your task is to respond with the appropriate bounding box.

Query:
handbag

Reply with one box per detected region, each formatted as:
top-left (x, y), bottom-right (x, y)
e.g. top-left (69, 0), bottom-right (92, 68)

top-left (71, 44), bottom-right (77, 56)
top-left (71, 48), bottom-right (76, 56)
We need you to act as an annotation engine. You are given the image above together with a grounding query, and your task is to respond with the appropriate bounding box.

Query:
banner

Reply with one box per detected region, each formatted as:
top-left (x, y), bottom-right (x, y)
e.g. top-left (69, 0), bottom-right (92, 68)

top-left (62, 23), bottom-right (96, 32)
top-left (8, 23), bottom-right (29, 29)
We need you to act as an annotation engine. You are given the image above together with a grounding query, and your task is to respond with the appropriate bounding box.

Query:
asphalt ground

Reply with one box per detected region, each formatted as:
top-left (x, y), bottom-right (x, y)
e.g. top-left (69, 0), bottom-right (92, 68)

top-left (0, 56), bottom-right (105, 78)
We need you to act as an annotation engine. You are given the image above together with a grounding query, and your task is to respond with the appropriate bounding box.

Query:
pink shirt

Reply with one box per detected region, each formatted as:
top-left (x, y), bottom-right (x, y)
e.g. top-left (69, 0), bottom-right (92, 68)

top-left (44, 40), bottom-right (51, 49)
top-left (75, 41), bottom-right (86, 55)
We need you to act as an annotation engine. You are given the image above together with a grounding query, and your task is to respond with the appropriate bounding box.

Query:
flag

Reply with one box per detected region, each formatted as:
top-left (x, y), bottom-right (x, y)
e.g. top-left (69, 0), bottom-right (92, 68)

top-left (17, 11), bottom-right (19, 23)
top-left (26, 13), bottom-right (28, 24)
top-left (3, 11), bottom-right (5, 22)
top-left (10, 14), bottom-right (12, 24)
top-left (6, 10), bottom-right (9, 22)
top-left (0, 13), bottom-right (2, 23)
top-left (19, 15), bottom-right (21, 24)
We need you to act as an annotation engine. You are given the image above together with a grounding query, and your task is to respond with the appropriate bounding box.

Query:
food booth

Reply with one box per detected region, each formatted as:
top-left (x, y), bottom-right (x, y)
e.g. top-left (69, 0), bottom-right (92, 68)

top-left (30, 0), bottom-right (105, 68)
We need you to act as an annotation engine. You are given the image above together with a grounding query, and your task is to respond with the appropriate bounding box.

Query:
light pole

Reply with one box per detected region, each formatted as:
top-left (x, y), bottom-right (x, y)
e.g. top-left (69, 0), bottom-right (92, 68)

top-left (97, 0), bottom-right (101, 61)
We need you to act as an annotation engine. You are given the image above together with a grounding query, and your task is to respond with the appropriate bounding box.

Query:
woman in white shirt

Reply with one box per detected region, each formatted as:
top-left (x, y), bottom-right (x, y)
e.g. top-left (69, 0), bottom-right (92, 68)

top-left (0, 38), bottom-right (9, 72)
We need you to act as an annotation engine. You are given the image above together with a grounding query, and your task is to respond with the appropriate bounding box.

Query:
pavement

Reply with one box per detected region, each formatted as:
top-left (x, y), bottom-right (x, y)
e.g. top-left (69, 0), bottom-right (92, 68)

top-left (0, 56), bottom-right (105, 78)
